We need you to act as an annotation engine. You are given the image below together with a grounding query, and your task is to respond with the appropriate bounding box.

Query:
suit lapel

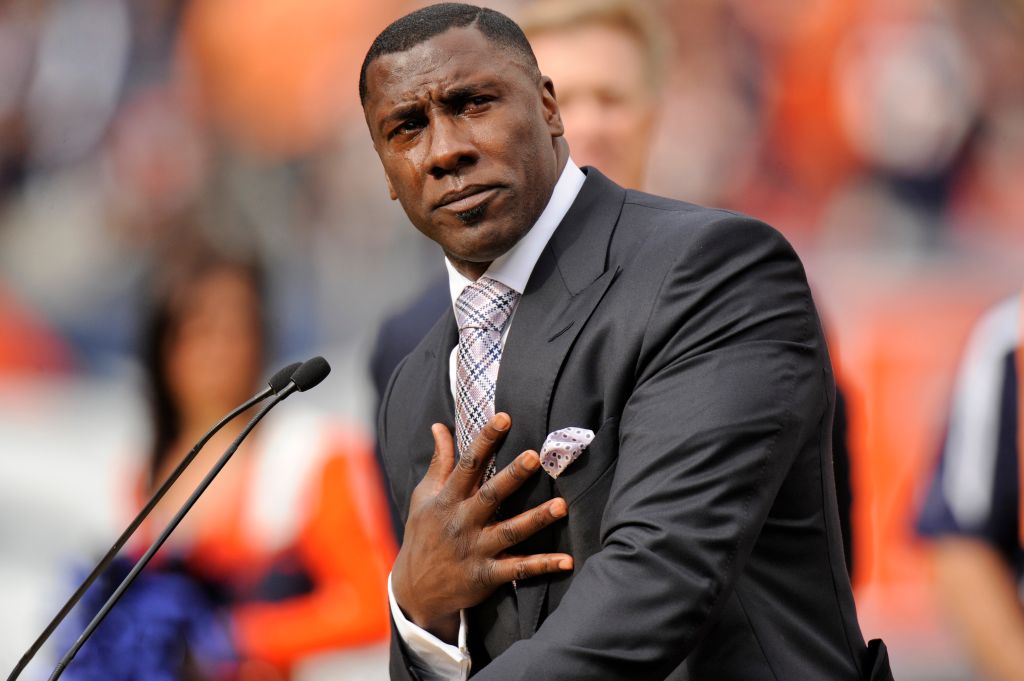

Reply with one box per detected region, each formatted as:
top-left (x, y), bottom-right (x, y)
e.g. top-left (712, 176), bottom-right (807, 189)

top-left (427, 309), bottom-right (458, 428)
top-left (492, 168), bottom-right (626, 640)
top-left (401, 307), bottom-right (458, 495)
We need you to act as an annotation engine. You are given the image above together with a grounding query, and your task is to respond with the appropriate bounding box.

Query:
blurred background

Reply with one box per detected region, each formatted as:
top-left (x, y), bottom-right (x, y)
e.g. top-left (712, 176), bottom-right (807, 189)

top-left (0, 0), bottom-right (1022, 679)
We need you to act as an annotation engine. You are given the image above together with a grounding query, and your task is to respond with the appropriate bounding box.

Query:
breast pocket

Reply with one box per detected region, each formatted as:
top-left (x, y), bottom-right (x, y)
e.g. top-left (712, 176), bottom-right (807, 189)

top-left (547, 416), bottom-right (621, 609)
top-left (552, 416), bottom-right (619, 505)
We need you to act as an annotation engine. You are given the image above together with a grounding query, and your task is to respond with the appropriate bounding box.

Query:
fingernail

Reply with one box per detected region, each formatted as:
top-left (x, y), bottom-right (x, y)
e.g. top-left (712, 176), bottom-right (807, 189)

top-left (493, 413), bottom-right (510, 430)
top-left (522, 451), bottom-right (539, 470)
top-left (558, 557), bottom-right (573, 570)
top-left (550, 498), bottom-right (567, 517)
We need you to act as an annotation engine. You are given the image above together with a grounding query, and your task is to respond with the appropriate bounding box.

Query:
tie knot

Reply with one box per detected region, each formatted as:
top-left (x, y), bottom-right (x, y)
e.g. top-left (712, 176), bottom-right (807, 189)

top-left (455, 277), bottom-right (519, 333)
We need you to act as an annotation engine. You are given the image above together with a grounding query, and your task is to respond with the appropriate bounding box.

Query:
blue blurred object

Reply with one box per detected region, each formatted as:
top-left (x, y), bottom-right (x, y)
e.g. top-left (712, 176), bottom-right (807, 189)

top-left (61, 556), bottom-right (238, 681)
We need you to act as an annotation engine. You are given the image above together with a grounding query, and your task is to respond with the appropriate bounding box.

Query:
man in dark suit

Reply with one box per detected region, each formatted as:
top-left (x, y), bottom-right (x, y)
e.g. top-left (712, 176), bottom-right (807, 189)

top-left (360, 4), bottom-right (892, 679)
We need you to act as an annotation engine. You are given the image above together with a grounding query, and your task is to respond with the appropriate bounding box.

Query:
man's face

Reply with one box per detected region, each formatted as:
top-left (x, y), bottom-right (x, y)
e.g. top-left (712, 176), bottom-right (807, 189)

top-left (362, 26), bottom-right (564, 274)
top-left (529, 23), bottom-right (657, 189)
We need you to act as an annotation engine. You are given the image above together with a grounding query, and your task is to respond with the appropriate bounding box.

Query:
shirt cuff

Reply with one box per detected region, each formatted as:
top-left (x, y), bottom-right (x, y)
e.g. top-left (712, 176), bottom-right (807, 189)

top-left (388, 572), bottom-right (471, 680)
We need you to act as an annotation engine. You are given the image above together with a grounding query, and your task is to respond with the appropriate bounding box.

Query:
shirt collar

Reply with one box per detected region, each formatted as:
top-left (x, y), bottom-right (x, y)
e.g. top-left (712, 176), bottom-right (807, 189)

top-left (445, 158), bottom-right (586, 305)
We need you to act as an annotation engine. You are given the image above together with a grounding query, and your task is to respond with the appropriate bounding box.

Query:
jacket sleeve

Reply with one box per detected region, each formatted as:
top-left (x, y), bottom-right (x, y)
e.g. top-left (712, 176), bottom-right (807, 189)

top-left (378, 352), bottom-right (433, 681)
top-left (477, 216), bottom-right (832, 680)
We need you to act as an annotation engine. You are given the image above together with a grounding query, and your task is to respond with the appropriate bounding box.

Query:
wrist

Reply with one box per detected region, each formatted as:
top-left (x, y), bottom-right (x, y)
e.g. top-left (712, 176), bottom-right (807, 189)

top-left (395, 590), bottom-right (459, 643)
top-left (417, 611), bottom-right (461, 645)
top-left (392, 565), bottom-right (460, 643)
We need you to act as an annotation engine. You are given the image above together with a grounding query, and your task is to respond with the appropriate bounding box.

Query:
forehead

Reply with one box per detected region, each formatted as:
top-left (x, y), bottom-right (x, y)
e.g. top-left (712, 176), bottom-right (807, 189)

top-left (364, 26), bottom-right (532, 111)
top-left (530, 23), bottom-right (649, 92)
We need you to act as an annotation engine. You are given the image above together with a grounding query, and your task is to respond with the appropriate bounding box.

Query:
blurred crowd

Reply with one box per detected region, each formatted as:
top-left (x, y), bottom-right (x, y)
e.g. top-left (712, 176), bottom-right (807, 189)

top-left (1, 0), bottom-right (1023, 680)
top-left (1, 0), bottom-right (1022, 374)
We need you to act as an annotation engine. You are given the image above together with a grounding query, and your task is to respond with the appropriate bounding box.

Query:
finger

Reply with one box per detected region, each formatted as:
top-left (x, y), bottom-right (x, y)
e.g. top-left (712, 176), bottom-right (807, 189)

top-left (447, 412), bottom-right (511, 498)
top-left (468, 450), bottom-right (542, 524)
top-left (480, 496), bottom-right (568, 554)
top-left (422, 423), bottom-right (456, 490)
top-left (480, 553), bottom-right (574, 587)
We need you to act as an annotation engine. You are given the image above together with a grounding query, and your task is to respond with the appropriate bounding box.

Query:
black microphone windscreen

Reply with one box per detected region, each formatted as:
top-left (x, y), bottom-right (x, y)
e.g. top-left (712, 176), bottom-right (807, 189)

top-left (292, 356), bottom-right (331, 392)
top-left (268, 362), bottom-right (302, 394)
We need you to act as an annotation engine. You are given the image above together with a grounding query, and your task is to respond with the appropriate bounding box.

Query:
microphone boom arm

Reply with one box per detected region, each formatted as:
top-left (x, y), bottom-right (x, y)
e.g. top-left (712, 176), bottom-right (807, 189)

top-left (5, 391), bottom-right (265, 681)
top-left (5, 361), bottom-right (301, 681)
top-left (48, 384), bottom-right (298, 681)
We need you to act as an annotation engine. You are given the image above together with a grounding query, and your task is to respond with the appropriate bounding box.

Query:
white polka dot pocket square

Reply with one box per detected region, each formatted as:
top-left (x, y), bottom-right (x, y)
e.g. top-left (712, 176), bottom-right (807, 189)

top-left (539, 427), bottom-right (595, 479)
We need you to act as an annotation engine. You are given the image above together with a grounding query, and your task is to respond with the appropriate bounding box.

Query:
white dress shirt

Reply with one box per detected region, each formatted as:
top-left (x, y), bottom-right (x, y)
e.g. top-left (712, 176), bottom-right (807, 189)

top-left (388, 158), bottom-right (586, 681)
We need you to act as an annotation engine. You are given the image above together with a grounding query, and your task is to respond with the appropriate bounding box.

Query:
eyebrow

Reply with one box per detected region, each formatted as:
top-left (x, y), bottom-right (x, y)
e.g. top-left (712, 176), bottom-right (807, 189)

top-left (438, 81), bottom-right (499, 104)
top-left (379, 80), bottom-right (503, 131)
top-left (382, 103), bottom-right (423, 128)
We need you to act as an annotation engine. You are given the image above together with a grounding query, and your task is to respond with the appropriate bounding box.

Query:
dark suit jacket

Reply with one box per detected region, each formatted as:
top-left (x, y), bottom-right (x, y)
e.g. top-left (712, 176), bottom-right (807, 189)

top-left (378, 169), bottom-right (891, 680)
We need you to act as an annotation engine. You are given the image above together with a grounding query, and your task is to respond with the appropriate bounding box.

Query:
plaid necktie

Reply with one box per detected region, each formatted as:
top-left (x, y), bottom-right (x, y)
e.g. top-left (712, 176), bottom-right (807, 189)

top-left (454, 277), bottom-right (520, 480)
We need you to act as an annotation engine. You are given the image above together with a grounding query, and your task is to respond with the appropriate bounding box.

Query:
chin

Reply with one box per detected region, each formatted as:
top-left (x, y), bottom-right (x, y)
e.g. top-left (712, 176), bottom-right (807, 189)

top-left (447, 243), bottom-right (507, 267)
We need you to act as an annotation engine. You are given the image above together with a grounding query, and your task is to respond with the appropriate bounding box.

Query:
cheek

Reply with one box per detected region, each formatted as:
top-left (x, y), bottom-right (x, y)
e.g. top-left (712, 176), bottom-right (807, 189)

top-left (164, 337), bottom-right (213, 407)
top-left (166, 318), bottom-right (261, 403)
top-left (499, 113), bottom-right (554, 170)
top-left (381, 147), bottom-right (425, 194)
top-left (560, 100), bottom-right (604, 136)
top-left (384, 163), bottom-right (433, 229)
top-left (625, 104), bottom-right (657, 141)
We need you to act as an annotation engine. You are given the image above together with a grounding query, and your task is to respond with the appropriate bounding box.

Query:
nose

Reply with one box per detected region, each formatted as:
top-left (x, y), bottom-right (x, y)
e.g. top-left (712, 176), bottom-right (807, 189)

top-left (425, 115), bottom-right (477, 179)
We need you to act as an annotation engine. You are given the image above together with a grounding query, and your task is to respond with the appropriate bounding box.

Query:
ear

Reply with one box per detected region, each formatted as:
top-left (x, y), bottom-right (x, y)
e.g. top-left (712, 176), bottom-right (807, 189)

top-left (384, 172), bottom-right (398, 200)
top-left (539, 76), bottom-right (565, 138)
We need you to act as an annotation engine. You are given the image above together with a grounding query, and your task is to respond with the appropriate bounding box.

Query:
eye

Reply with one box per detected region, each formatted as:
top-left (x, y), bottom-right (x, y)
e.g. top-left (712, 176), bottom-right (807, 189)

top-left (462, 95), bottom-right (493, 112)
top-left (388, 117), bottom-right (425, 140)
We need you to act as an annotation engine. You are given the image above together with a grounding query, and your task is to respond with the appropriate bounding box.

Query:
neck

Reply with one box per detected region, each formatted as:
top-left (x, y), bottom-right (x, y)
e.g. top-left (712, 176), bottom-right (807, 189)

top-left (448, 257), bottom-right (490, 281)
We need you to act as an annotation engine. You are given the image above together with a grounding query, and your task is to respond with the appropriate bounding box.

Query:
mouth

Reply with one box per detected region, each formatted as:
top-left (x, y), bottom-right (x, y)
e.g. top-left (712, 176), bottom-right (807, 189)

top-left (434, 185), bottom-right (501, 214)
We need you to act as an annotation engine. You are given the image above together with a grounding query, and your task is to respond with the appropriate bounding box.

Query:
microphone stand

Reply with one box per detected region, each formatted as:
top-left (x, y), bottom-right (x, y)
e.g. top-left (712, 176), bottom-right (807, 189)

top-left (6, 362), bottom-right (299, 681)
top-left (48, 383), bottom-right (298, 681)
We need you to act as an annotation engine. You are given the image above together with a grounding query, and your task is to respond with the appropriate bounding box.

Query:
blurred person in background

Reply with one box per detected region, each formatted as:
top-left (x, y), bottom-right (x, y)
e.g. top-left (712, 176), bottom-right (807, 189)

top-left (917, 291), bottom-right (1024, 681)
top-left (66, 242), bottom-right (394, 680)
top-left (822, 0), bottom-right (981, 252)
top-left (517, 0), bottom-right (667, 190)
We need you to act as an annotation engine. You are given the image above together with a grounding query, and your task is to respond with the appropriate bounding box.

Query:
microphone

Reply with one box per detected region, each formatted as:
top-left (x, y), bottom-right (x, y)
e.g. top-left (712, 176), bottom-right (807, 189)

top-left (6, 361), bottom-right (302, 681)
top-left (47, 357), bottom-right (331, 681)
top-left (289, 355), bottom-right (331, 392)
top-left (268, 361), bottom-right (304, 395)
